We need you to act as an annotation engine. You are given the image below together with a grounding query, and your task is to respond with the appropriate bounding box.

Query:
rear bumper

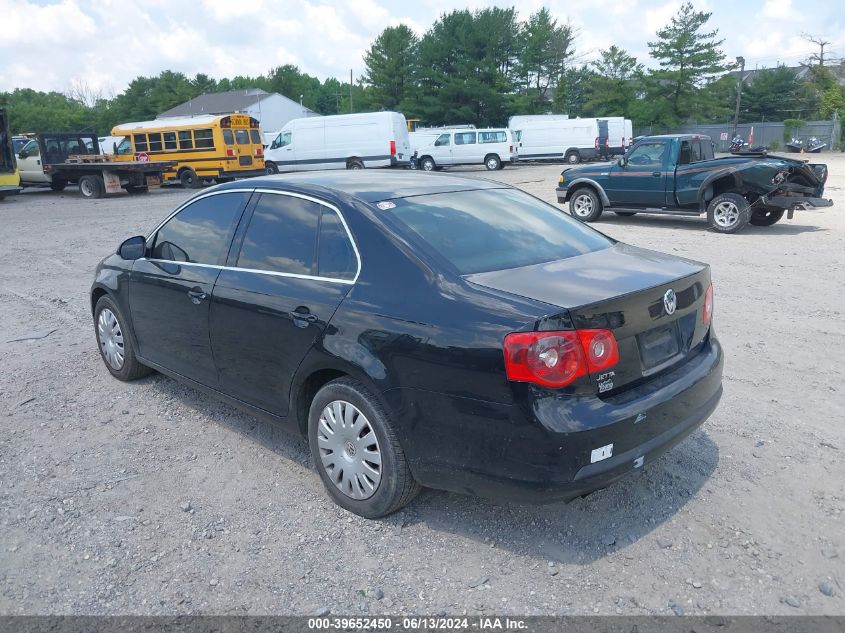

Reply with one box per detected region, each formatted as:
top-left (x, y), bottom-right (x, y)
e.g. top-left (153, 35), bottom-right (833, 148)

top-left (0, 185), bottom-right (22, 197)
top-left (764, 195), bottom-right (833, 211)
top-left (388, 335), bottom-right (724, 504)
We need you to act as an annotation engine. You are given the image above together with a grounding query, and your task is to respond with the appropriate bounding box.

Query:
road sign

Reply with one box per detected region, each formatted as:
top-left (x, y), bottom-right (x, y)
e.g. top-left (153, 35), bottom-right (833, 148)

top-left (137, 152), bottom-right (149, 162)
top-left (720, 132), bottom-right (728, 141)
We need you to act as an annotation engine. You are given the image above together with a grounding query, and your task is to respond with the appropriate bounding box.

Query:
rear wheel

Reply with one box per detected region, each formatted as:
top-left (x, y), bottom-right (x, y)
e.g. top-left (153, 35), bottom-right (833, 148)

top-left (308, 378), bottom-right (420, 518)
top-left (707, 192), bottom-right (751, 234)
top-left (749, 207), bottom-right (784, 226)
top-left (347, 159), bottom-right (364, 170)
top-left (419, 157), bottom-right (436, 172)
top-left (565, 151), bottom-right (581, 164)
top-left (93, 295), bottom-right (152, 381)
top-left (484, 154), bottom-right (501, 171)
top-left (569, 187), bottom-right (603, 222)
top-left (50, 179), bottom-right (67, 192)
top-left (179, 168), bottom-right (201, 189)
top-left (78, 175), bottom-right (104, 199)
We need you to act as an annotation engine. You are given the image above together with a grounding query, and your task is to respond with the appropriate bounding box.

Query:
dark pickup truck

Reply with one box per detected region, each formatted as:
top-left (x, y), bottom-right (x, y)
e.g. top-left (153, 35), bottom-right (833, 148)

top-left (556, 134), bottom-right (833, 233)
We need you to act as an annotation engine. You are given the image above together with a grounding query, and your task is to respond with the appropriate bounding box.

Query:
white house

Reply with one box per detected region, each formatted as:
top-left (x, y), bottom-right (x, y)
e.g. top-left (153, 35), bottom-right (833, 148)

top-left (157, 89), bottom-right (319, 137)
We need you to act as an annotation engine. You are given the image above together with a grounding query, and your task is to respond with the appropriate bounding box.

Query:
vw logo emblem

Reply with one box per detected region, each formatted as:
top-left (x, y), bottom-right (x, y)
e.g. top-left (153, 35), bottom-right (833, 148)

top-left (663, 289), bottom-right (677, 315)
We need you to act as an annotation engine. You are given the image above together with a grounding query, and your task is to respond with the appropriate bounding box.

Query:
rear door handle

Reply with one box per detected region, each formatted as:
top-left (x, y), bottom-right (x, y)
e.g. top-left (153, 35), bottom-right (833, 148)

top-left (187, 289), bottom-right (208, 304)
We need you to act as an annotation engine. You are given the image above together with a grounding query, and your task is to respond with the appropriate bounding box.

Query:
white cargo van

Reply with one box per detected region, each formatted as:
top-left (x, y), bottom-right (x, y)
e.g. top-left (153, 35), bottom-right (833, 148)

top-left (512, 117), bottom-right (599, 164)
top-left (264, 111), bottom-right (411, 173)
top-left (596, 117), bottom-right (633, 156)
top-left (414, 128), bottom-right (517, 171)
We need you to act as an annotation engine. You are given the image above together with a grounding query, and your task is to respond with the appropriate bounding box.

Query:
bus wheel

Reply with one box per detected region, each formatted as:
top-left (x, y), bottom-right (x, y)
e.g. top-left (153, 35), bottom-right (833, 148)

top-left (79, 175), bottom-right (105, 199)
top-left (180, 168), bottom-right (201, 189)
top-left (265, 162), bottom-right (279, 175)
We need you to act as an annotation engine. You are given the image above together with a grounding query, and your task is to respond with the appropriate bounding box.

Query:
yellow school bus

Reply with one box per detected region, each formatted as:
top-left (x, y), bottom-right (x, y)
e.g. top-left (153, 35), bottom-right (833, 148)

top-left (0, 108), bottom-right (22, 200)
top-left (111, 114), bottom-right (265, 188)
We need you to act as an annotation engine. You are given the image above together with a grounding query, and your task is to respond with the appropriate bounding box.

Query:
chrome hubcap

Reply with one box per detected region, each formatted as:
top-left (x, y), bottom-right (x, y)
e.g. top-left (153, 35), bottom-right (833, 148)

top-left (572, 194), bottom-right (593, 217)
top-left (97, 308), bottom-right (125, 370)
top-left (422, 161), bottom-right (434, 171)
top-left (713, 201), bottom-right (739, 227)
top-left (317, 400), bottom-right (382, 500)
top-left (487, 158), bottom-right (497, 169)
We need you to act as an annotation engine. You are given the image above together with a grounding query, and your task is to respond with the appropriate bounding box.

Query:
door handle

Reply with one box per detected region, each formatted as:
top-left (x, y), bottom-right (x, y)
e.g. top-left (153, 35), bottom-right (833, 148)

top-left (187, 289), bottom-right (208, 304)
top-left (652, 171), bottom-right (661, 177)
top-left (289, 309), bottom-right (318, 326)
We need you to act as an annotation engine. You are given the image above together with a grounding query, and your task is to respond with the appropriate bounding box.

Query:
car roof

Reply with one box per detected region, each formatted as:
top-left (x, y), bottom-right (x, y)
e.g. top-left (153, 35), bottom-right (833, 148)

top-left (642, 134), bottom-right (712, 141)
top-left (217, 171), bottom-right (510, 203)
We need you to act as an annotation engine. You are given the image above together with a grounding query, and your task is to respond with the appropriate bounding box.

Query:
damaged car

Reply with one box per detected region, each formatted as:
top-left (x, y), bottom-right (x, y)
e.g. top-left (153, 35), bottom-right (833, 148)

top-left (556, 134), bottom-right (832, 233)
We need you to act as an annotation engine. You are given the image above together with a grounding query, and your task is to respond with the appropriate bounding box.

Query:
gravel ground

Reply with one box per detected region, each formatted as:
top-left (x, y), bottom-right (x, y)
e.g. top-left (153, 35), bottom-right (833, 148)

top-left (0, 156), bottom-right (843, 616)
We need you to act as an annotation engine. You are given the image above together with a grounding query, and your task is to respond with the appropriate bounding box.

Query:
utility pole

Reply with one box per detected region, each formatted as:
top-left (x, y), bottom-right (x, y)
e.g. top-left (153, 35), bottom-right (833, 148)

top-left (733, 56), bottom-right (745, 136)
top-left (349, 69), bottom-right (353, 114)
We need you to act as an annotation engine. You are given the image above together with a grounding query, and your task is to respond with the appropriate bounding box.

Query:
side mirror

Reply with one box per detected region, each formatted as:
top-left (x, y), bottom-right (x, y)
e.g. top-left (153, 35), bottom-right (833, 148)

top-left (18, 151), bottom-right (27, 159)
top-left (617, 157), bottom-right (626, 167)
top-left (118, 235), bottom-right (146, 260)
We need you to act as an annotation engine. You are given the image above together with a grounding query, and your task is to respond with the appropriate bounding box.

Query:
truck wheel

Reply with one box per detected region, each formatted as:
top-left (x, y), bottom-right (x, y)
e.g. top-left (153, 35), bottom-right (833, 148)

top-left (419, 157), bottom-right (436, 172)
top-left (569, 187), bottom-right (603, 222)
top-left (50, 179), bottom-right (67, 192)
top-left (179, 168), bottom-right (201, 189)
top-left (265, 162), bottom-right (279, 175)
top-left (707, 193), bottom-right (751, 234)
top-left (565, 151), bottom-right (581, 164)
top-left (484, 154), bottom-right (501, 171)
top-left (78, 175), bottom-right (105, 199)
top-left (614, 211), bottom-right (637, 217)
top-left (749, 208), bottom-right (784, 226)
top-left (346, 159), bottom-right (364, 170)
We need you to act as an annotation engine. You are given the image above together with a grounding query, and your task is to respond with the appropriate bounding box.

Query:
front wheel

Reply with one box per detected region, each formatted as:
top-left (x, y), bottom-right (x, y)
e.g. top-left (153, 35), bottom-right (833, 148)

top-left (78, 175), bottom-right (104, 199)
top-left (265, 162), bottom-right (279, 175)
top-left (93, 295), bottom-right (152, 381)
top-left (707, 193), bottom-right (750, 234)
top-left (749, 207), bottom-right (784, 226)
top-left (484, 154), bottom-right (501, 171)
top-left (308, 378), bottom-right (420, 518)
top-left (419, 157), bottom-right (436, 172)
top-left (569, 188), bottom-right (603, 222)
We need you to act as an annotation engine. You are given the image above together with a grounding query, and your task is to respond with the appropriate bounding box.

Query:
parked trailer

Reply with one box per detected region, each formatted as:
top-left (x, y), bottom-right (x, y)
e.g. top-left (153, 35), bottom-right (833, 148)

top-left (17, 133), bottom-right (172, 199)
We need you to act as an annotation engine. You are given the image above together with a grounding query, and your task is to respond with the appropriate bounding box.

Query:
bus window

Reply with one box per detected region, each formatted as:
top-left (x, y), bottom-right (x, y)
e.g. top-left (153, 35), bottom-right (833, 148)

top-left (163, 131), bottom-right (177, 150)
top-left (222, 129), bottom-right (234, 145)
top-left (148, 132), bottom-right (163, 152)
top-left (235, 129), bottom-right (250, 145)
top-left (134, 134), bottom-right (148, 151)
top-left (178, 130), bottom-right (193, 149)
top-left (194, 129), bottom-right (214, 149)
top-left (250, 129), bottom-right (261, 144)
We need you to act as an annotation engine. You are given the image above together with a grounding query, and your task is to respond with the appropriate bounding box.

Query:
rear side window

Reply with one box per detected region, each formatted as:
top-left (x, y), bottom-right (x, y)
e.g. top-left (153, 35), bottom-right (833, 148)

top-left (701, 141), bottom-right (715, 160)
top-left (380, 188), bottom-right (612, 275)
top-left (222, 129), bottom-right (234, 145)
top-left (237, 194), bottom-right (321, 275)
top-left (317, 210), bottom-right (356, 280)
top-left (152, 192), bottom-right (248, 265)
top-left (454, 132), bottom-right (476, 145)
top-left (479, 131), bottom-right (507, 143)
top-left (690, 141), bottom-right (703, 162)
top-left (178, 130), bottom-right (193, 149)
top-left (194, 128), bottom-right (214, 149)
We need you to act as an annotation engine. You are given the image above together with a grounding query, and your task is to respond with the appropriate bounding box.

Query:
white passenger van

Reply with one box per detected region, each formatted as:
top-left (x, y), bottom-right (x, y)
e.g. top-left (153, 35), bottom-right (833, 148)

top-left (511, 116), bottom-right (600, 164)
top-left (413, 128), bottom-right (517, 171)
top-left (264, 111), bottom-right (411, 173)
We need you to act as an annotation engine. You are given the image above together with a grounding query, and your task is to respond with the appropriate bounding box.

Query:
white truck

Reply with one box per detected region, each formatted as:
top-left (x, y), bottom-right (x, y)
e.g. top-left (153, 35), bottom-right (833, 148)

top-left (264, 111), bottom-right (411, 173)
top-left (413, 128), bottom-right (517, 171)
top-left (511, 117), bottom-right (600, 164)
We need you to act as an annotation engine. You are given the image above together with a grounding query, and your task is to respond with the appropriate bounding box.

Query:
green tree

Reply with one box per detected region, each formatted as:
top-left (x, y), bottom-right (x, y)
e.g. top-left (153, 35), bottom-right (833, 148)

top-left (740, 66), bottom-right (813, 121)
top-left (647, 1), bottom-right (729, 124)
top-left (518, 8), bottom-right (576, 111)
top-left (362, 24), bottom-right (418, 110)
top-left (553, 65), bottom-right (594, 116)
top-left (582, 46), bottom-right (643, 116)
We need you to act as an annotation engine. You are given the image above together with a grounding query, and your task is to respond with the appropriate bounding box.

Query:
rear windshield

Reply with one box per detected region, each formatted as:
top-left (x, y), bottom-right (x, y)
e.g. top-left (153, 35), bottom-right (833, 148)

top-left (380, 188), bottom-right (612, 275)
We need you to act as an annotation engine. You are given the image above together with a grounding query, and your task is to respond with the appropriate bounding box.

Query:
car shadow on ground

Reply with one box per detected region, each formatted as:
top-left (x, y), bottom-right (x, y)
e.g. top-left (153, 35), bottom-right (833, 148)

top-left (145, 373), bottom-right (719, 566)
top-left (596, 213), bottom-right (826, 236)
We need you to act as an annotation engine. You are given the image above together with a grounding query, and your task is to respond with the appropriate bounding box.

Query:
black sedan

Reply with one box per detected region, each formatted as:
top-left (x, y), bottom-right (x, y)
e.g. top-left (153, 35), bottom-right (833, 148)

top-left (91, 172), bottom-right (723, 518)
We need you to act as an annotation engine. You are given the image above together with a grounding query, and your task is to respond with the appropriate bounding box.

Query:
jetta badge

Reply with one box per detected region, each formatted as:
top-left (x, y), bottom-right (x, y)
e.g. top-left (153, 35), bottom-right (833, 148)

top-left (663, 289), bottom-right (677, 315)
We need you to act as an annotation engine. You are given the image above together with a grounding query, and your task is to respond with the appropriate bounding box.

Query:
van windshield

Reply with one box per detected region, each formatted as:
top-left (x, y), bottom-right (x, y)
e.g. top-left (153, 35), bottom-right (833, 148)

top-left (379, 188), bottom-right (612, 275)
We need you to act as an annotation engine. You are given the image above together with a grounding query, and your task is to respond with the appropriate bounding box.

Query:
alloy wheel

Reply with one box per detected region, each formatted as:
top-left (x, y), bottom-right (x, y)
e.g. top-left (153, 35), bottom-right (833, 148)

top-left (572, 194), bottom-right (593, 217)
top-left (713, 201), bottom-right (739, 228)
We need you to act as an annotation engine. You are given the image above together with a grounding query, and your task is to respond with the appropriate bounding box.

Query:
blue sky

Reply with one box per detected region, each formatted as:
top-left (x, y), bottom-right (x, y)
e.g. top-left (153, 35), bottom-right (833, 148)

top-left (2, 0), bottom-right (844, 95)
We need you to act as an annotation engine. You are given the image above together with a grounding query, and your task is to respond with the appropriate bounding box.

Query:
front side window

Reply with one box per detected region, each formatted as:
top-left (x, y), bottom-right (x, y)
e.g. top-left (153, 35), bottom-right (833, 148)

top-left (380, 188), bottom-right (612, 275)
top-left (434, 133), bottom-right (450, 147)
top-left (116, 138), bottom-right (132, 155)
top-left (178, 130), bottom-right (193, 149)
top-left (317, 209), bottom-right (356, 280)
top-left (237, 194), bottom-right (321, 275)
top-left (454, 132), bottom-right (477, 145)
top-left (152, 192), bottom-right (248, 265)
top-left (626, 141), bottom-right (667, 167)
top-left (194, 128), bottom-right (214, 149)
top-left (235, 129), bottom-right (250, 145)
top-left (148, 132), bottom-right (163, 152)
top-left (479, 131), bottom-right (507, 144)
top-left (22, 140), bottom-right (40, 157)
top-left (163, 131), bottom-right (177, 150)
top-left (280, 131), bottom-right (292, 147)
top-left (133, 134), bottom-right (148, 152)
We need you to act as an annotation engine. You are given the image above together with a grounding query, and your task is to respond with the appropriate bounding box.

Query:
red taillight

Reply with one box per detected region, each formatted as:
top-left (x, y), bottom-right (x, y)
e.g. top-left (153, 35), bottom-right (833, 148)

top-left (509, 145), bottom-right (513, 153)
top-left (226, 148), bottom-right (235, 157)
top-left (255, 146), bottom-right (263, 156)
top-left (503, 329), bottom-right (619, 388)
top-left (594, 137), bottom-right (599, 149)
top-left (390, 140), bottom-right (396, 156)
top-left (702, 283), bottom-right (714, 325)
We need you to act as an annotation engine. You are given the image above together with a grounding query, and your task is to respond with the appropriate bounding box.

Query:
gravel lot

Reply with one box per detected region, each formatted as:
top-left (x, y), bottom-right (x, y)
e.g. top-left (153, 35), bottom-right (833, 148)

top-left (0, 156), bottom-right (843, 616)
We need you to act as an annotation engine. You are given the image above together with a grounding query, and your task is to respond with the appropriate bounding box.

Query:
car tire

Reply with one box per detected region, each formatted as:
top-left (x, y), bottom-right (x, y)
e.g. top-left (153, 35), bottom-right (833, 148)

top-left (50, 179), bottom-right (67, 192)
top-left (265, 162), bottom-right (279, 175)
top-left (569, 187), bottom-right (603, 222)
top-left (614, 211), bottom-right (637, 216)
top-left (707, 192), bottom-right (751, 234)
top-left (179, 168), bottom-right (201, 189)
top-left (93, 295), bottom-right (152, 382)
top-left (749, 207), bottom-right (784, 226)
top-left (484, 154), bottom-right (501, 171)
top-left (308, 377), bottom-right (420, 518)
top-left (565, 151), bottom-right (581, 164)
top-left (419, 157), bottom-right (436, 172)
top-left (347, 159), bottom-right (365, 170)
top-left (78, 175), bottom-right (105, 199)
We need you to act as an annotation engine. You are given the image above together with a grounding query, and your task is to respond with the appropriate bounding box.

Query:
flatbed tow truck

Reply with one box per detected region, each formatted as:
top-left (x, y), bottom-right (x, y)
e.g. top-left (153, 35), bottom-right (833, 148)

top-left (17, 132), bottom-right (173, 199)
